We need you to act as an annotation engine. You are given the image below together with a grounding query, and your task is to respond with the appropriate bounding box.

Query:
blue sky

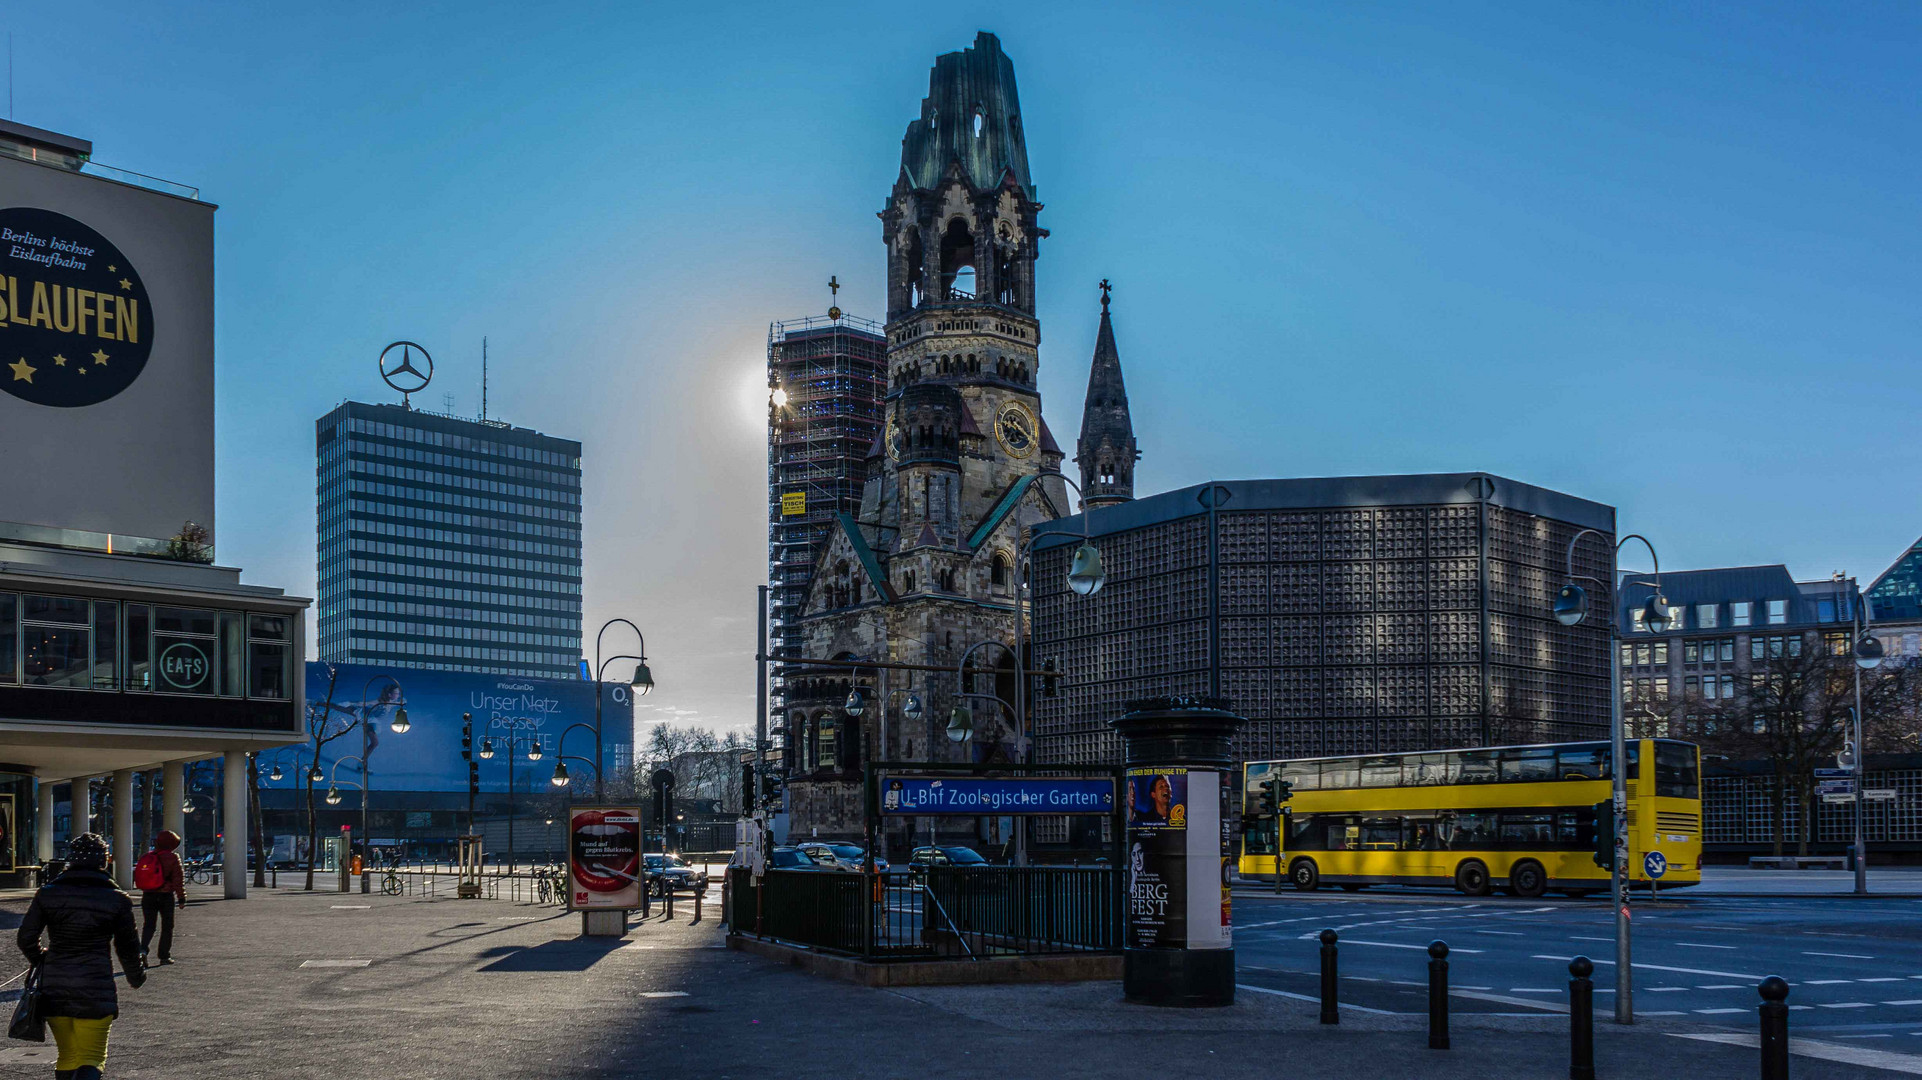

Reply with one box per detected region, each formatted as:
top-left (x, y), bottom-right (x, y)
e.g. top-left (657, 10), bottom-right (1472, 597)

top-left (7, 3), bottom-right (1918, 732)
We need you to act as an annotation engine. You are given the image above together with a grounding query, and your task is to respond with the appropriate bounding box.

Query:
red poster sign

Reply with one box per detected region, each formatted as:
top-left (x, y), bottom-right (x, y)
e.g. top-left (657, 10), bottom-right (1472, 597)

top-left (567, 806), bottom-right (643, 911)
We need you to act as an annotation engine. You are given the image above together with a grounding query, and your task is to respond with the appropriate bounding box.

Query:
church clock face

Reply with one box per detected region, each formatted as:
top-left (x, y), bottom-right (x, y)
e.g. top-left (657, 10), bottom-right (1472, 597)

top-left (995, 401), bottom-right (1037, 458)
top-left (886, 417), bottom-right (906, 461)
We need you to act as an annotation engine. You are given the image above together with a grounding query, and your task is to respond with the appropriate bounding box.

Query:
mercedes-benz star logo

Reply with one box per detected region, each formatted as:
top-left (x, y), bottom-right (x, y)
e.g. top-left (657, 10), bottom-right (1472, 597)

top-left (379, 341), bottom-right (434, 400)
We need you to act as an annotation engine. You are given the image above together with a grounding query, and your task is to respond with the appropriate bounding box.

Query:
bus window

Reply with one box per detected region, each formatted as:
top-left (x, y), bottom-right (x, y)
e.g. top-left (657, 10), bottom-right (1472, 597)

top-left (1286, 815), bottom-right (1321, 851)
top-left (1321, 759), bottom-right (1359, 790)
top-left (1405, 753), bottom-right (1454, 786)
top-left (1555, 811), bottom-right (1585, 846)
top-left (1558, 747), bottom-right (1604, 780)
top-left (1457, 750), bottom-right (1498, 784)
top-left (1360, 818), bottom-right (1402, 850)
top-left (1327, 823), bottom-right (1360, 851)
top-left (1500, 748), bottom-right (1555, 783)
top-left (1359, 757), bottom-right (1400, 787)
top-left (1280, 761), bottom-right (1321, 792)
top-left (1499, 813), bottom-right (1555, 848)
top-left (1408, 819), bottom-right (1441, 850)
top-left (1655, 742), bottom-right (1698, 799)
top-left (1451, 811), bottom-right (1496, 846)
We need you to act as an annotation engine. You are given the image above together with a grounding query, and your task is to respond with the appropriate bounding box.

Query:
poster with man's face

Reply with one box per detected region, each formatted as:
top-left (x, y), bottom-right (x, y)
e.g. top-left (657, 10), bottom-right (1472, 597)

top-left (1126, 770), bottom-right (1186, 828)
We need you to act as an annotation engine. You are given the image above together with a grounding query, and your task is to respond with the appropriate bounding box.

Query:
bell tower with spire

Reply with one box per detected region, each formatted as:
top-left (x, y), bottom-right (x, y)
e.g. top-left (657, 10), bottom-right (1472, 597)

top-left (1076, 280), bottom-right (1139, 511)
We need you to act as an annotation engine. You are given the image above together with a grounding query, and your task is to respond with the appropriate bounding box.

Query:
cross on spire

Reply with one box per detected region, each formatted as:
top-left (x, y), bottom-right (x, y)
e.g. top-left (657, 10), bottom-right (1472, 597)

top-left (827, 275), bottom-right (843, 321)
top-left (829, 276), bottom-right (841, 300)
top-left (1098, 278), bottom-right (1112, 309)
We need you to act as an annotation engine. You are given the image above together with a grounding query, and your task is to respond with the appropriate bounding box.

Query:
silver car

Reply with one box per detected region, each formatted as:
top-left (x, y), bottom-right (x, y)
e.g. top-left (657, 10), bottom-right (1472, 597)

top-left (798, 841), bottom-right (888, 874)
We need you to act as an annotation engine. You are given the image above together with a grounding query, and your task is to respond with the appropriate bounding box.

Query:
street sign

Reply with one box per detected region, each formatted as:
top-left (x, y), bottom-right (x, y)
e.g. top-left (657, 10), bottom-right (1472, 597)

top-left (1865, 789), bottom-right (1899, 802)
top-left (1644, 851), bottom-right (1667, 879)
top-left (1813, 768), bottom-right (1853, 780)
top-left (1817, 779), bottom-right (1857, 798)
top-left (1822, 793), bottom-right (1856, 804)
top-left (878, 775), bottom-right (1115, 815)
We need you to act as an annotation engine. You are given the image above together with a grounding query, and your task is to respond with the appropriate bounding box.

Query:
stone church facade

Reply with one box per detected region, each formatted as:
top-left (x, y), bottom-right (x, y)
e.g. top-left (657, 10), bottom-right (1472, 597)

top-left (779, 33), bottom-right (1139, 846)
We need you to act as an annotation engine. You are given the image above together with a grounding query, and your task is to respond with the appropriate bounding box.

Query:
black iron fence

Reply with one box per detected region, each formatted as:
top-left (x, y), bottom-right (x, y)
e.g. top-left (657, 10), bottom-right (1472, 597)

top-left (727, 865), bottom-right (1118, 959)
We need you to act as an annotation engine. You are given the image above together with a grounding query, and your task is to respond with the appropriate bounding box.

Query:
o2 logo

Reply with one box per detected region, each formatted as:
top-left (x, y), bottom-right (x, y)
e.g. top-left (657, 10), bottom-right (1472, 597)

top-left (159, 642), bottom-right (209, 691)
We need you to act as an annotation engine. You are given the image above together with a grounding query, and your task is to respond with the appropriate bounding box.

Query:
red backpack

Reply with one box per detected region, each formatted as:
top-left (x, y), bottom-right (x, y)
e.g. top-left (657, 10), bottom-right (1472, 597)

top-left (133, 851), bottom-right (165, 892)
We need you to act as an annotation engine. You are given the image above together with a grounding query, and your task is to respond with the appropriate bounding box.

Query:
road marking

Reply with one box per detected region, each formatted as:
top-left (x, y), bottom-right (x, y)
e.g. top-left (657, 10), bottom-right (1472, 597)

top-left (299, 959), bottom-right (372, 968)
top-left (1805, 980), bottom-right (1854, 985)
top-left (1236, 984), bottom-right (1399, 1014)
top-left (1838, 1035), bottom-right (1894, 1040)
top-left (1641, 1011), bottom-right (1687, 1016)
top-left (1449, 989), bottom-right (1565, 1013)
top-left (1474, 930), bottom-right (1523, 936)
top-left (1818, 1002), bottom-right (1875, 1009)
top-left (1457, 985), bottom-right (1491, 990)
top-left (1886, 1001), bottom-right (1922, 1007)
top-left (1806, 952), bottom-right (1876, 960)
top-left (330, 905), bottom-right (370, 910)
top-left (1506, 988), bottom-right (1559, 994)
top-left (1863, 978), bottom-right (1904, 983)
top-left (1698, 984), bottom-right (1744, 990)
top-left (1671, 1031), bottom-right (1922, 1075)
top-left (1341, 940), bottom-right (1484, 953)
top-left (1645, 987), bottom-right (1688, 993)
top-left (1531, 955), bottom-right (1766, 981)
top-left (1571, 936), bottom-right (1613, 943)
top-left (1695, 1008), bottom-right (1745, 1014)
top-left (640, 991), bottom-right (688, 998)
top-left (496, 917), bottom-right (542, 922)
top-left (1676, 942), bottom-right (1736, 950)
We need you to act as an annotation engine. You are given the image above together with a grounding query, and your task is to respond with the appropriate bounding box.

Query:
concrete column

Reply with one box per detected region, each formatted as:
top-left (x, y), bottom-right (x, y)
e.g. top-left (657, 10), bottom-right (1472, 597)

top-left (35, 780), bottom-right (54, 865)
top-left (112, 770), bottom-right (135, 889)
top-left (161, 761), bottom-right (185, 840)
top-left (222, 753), bottom-right (246, 899)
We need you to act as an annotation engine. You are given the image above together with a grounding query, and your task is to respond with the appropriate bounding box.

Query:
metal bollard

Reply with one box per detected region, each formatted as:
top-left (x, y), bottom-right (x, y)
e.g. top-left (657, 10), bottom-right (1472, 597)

top-left (1569, 956), bottom-right (1595, 1080)
top-left (1319, 929), bottom-right (1340, 1024)
top-left (1758, 976), bottom-right (1790, 1080)
top-left (1428, 940), bottom-right (1451, 1050)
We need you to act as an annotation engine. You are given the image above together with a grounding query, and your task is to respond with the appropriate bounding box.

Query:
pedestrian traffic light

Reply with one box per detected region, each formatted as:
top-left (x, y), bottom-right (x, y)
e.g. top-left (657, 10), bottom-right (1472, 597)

top-left (1590, 800), bottom-right (1614, 871)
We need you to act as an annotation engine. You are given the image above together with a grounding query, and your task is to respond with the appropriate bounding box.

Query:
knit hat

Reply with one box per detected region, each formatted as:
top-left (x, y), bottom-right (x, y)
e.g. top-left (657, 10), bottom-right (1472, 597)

top-left (67, 833), bottom-right (109, 870)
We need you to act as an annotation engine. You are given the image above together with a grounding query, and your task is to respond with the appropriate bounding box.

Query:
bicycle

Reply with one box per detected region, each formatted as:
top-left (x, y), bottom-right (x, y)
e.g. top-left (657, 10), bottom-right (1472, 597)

top-left (186, 863), bottom-right (217, 886)
top-left (535, 866), bottom-right (567, 904)
top-left (381, 864), bottom-right (404, 896)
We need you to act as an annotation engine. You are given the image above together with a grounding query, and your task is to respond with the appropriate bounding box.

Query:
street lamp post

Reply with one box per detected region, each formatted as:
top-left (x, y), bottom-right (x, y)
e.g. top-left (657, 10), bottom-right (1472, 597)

top-left (589, 618), bottom-right (653, 804)
top-left (327, 756), bottom-right (371, 892)
top-left (1553, 529), bottom-right (1670, 1026)
top-left (479, 728), bottom-right (544, 873)
top-left (839, 674), bottom-right (921, 871)
top-left (352, 674), bottom-right (409, 892)
top-left (1852, 596), bottom-right (1884, 896)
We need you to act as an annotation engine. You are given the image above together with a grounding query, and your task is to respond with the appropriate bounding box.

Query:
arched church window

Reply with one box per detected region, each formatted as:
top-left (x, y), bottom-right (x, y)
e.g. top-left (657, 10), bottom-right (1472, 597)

top-left (991, 552), bottom-right (1010, 588)
top-left (973, 109), bottom-right (985, 138)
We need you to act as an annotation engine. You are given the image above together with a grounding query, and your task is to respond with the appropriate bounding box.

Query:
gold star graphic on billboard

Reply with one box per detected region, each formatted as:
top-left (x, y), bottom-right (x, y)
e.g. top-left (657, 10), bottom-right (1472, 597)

top-left (119, 279), bottom-right (132, 291)
top-left (52, 354), bottom-right (67, 366)
top-left (92, 349), bottom-right (109, 365)
top-left (9, 358), bottom-right (35, 383)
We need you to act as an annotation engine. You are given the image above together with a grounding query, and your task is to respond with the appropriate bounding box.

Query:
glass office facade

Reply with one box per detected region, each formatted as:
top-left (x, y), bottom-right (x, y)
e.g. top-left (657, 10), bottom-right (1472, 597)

top-left (316, 402), bottom-right (583, 679)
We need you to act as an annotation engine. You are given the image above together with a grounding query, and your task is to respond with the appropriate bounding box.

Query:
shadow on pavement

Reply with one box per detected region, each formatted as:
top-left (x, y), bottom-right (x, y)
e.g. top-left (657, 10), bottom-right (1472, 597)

top-left (475, 937), bottom-right (630, 972)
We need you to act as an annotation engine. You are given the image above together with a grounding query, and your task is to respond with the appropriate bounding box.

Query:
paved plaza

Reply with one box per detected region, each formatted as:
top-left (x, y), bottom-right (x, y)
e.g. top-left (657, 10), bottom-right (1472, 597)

top-left (0, 883), bottom-right (1906, 1078)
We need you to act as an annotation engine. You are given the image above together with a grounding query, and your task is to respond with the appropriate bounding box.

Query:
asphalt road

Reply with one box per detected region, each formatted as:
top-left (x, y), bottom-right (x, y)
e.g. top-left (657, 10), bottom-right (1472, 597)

top-left (1232, 881), bottom-right (1922, 1049)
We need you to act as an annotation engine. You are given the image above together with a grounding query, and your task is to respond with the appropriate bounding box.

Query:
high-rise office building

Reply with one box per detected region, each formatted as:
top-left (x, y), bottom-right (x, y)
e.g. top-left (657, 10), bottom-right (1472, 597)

top-left (316, 402), bottom-right (583, 678)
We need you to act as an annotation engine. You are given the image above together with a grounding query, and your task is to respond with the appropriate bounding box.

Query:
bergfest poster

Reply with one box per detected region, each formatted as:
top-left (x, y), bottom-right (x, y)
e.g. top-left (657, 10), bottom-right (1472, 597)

top-left (1125, 767), bottom-right (1230, 951)
top-left (568, 807), bottom-right (642, 911)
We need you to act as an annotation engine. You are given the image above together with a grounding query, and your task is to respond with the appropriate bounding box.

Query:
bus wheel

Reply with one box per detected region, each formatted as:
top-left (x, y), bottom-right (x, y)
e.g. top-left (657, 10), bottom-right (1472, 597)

top-left (1454, 860), bottom-right (1491, 896)
top-left (1510, 860), bottom-right (1547, 899)
top-left (1290, 859), bottom-right (1320, 892)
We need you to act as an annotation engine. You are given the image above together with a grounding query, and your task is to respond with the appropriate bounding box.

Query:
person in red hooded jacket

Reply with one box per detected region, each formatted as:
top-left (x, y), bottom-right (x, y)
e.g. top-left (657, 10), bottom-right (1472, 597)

top-left (134, 830), bottom-right (185, 965)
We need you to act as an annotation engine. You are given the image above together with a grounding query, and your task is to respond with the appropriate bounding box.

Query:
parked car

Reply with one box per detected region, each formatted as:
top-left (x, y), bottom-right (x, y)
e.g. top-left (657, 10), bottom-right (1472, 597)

top-left (907, 846), bottom-right (990, 872)
top-left (767, 846), bottom-right (835, 871)
top-left (798, 842), bottom-right (888, 874)
top-left (644, 853), bottom-right (709, 896)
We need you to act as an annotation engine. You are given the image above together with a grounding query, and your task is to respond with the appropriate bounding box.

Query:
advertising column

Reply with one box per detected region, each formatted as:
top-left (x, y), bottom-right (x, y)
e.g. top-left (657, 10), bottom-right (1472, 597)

top-left (568, 806), bottom-right (642, 936)
top-left (1110, 699), bottom-right (1244, 1007)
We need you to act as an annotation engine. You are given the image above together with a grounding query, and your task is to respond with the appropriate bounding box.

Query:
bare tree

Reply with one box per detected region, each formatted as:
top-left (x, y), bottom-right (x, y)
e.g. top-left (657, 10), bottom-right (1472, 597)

top-left (1651, 635), bottom-right (1918, 855)
top-left (302, 666), bottom-right (356, 891)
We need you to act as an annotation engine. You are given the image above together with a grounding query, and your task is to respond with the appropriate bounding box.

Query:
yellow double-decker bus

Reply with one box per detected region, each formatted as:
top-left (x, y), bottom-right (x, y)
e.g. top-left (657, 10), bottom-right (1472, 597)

top-left (1240, 739), bottom-right (1702, 897)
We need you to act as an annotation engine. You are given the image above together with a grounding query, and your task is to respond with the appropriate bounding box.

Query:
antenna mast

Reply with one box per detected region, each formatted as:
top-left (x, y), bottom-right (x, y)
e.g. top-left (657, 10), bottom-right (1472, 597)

top-left (481, 336), bottom-right (488, 422)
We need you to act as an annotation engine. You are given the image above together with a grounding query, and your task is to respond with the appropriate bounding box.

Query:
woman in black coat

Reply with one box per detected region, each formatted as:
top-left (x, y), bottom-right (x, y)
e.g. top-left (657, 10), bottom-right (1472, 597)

top-left (17, 833), bottom-right (146, 1080)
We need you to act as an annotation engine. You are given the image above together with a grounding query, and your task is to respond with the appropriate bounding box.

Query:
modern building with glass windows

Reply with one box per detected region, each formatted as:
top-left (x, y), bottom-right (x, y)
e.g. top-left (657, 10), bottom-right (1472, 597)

top-left (316, 402), bottom-right (583, 679)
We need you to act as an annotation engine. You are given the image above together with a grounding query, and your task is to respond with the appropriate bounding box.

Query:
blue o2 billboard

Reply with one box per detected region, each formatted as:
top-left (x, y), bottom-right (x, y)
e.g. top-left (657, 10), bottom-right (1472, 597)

top-left (301, 662), bottom-right (633, 793)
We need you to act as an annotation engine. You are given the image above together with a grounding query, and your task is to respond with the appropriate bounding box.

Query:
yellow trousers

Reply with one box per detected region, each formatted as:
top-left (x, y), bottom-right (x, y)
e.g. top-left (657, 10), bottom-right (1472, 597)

top-left (47, 1015), bottom-right (112, 1070)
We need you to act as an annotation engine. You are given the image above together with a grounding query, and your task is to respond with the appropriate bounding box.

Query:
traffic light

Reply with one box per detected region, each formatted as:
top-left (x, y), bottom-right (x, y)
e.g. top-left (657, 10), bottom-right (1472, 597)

top-left (1040, 657), bottom-right (1061, 698)
top-left (460, 712), bottom-right (473, 761)
top-left (742, 762), bottom-right (756, 810)
top-left (1257, 782), bottom-right (1277, 818)
top-left (1273, 778), bottom-right (1293, 808)
top-left (1590, 800), bottom-right (1615, 871)
top-left (652, 768), bottom-right (675, 827)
